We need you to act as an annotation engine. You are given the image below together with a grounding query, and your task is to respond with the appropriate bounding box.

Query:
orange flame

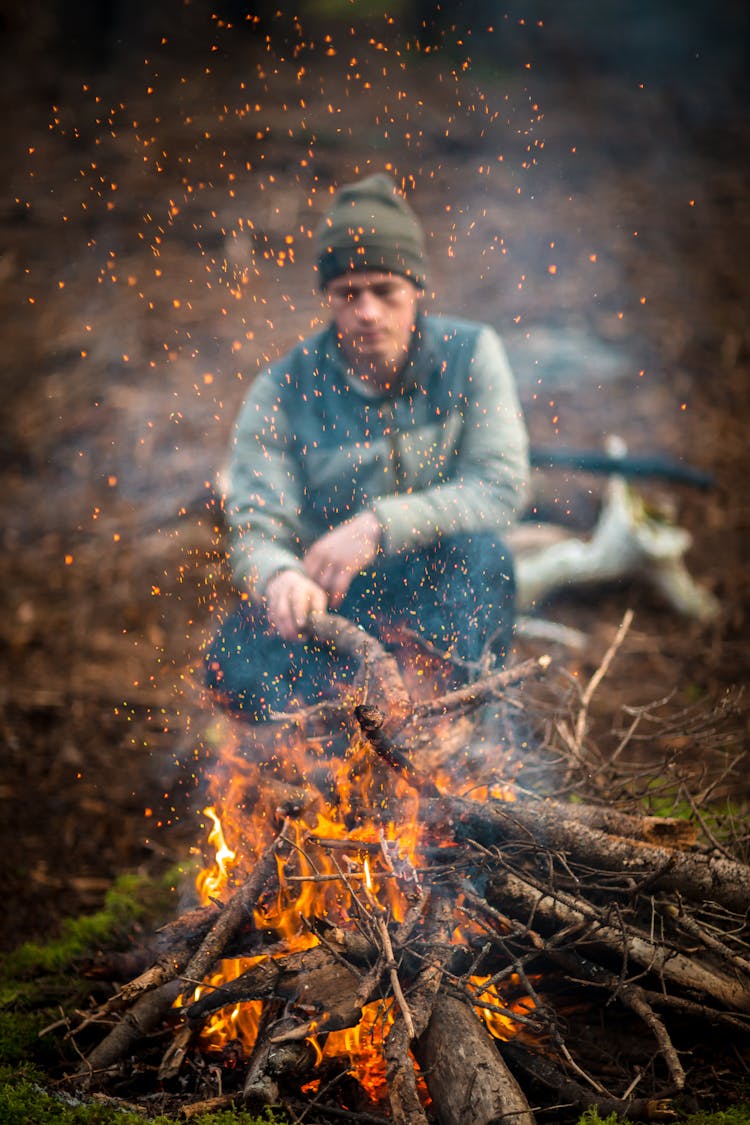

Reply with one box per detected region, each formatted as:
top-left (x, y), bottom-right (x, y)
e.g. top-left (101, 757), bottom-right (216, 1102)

top-left (196, 805), bottom-right (237, 903)
top-left (471, 974), bottom-right (537, 1040)
top-left (188, 681), bottom-right (529, 1097)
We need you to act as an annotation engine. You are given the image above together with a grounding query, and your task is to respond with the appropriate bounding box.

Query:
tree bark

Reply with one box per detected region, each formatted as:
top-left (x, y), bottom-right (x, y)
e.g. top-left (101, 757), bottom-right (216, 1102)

top-left (492, 868), bottom-right (750, 1013)
top-left (385, 896), bottom-right (453, 1125)
top-left (427, 793), bottom-right (750, 915)
top-left (77, 979), bottom-right (182, 1084)
top-left (416, 991), bottom-right (536, 1125)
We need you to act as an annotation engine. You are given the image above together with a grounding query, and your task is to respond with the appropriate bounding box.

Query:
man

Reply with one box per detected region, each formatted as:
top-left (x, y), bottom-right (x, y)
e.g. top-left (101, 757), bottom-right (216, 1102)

top-left (206, 173), bottom-right (530, 720)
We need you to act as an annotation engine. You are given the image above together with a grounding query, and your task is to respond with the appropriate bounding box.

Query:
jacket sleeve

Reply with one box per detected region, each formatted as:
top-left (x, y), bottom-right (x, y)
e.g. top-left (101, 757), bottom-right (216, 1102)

top-left (224, 371), bottom-right (307, 598)
top-left (372, 326), bottom-right (530, 552)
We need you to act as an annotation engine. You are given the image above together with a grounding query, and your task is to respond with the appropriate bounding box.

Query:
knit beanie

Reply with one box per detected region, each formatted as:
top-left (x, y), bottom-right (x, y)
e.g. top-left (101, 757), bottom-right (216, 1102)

top-left (315, 173), bottom-right (427, 289)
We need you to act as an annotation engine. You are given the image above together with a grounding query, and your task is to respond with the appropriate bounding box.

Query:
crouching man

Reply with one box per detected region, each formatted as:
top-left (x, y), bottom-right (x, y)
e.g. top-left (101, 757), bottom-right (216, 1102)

top-left (206, 173), bottom-right (530, 720)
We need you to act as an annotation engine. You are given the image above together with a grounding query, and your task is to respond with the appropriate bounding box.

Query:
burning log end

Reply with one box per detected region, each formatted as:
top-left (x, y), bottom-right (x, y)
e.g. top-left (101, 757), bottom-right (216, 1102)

top-left (243, 1011), bottom-right (317, 1107)
top-left (355, 702), bottom-right (386, 733)
top-left (355, 703), bottom-right (442, 797)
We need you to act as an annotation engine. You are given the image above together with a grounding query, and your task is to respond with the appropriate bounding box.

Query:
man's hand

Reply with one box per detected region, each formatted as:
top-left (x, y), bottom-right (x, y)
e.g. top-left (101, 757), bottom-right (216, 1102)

top-left (303, 510), bottom-right (382, 609)
top-left (265, 569), bottom-right (328, 641)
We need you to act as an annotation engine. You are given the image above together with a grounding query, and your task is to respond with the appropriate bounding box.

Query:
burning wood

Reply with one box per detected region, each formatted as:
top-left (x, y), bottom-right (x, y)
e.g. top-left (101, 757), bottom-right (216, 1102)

top-left (65, 615), bottom-right (750, 1123)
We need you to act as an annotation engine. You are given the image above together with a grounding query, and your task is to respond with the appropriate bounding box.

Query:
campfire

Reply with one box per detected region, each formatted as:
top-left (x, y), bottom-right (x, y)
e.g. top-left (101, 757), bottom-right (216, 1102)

top-left (68, 611), bottom-right (750, 1123)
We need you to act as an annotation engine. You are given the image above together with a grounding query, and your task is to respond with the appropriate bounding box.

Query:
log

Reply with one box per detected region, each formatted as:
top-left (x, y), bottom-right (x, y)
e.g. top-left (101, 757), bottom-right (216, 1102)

top-left (115, 905), bottom-right (219, 1006)
top-left (243, 1004), bottom-right (316, 1106)
top-left (186, 940), bottom-right (369, 1032)
top-left (415, 991), bottom-right (536, 1125)
top-left (310, 610), bottom-right (411, 722)
top-left (427, 793), bottom-right (750, 915)
top-left (490, 869), bottom-right (750, 1013)
top-left (385, 896), bottom-right (453, 1125)
top-left (179, 821), bottom-right (290, 1004)
top-left (76, 979), bottom-right (182, 1084)
top-left (492, 786), bottom-right (697, 849)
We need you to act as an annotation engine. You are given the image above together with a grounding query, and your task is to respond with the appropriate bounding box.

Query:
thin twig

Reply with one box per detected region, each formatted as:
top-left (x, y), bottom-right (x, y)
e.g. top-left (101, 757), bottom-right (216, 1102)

top-left (572, 609), bottom-right (634, 754)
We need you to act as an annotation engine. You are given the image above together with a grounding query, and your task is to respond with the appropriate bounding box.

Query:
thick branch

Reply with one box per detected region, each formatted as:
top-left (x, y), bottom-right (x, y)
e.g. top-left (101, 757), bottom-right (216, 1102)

top-left (186, 937), bottom-right (372, 1030)
top-left (492, 868), bottom-right (750, 1013)
top-left (179, 820), bottom-right (290, 1004)
top-left (427, 792), bottom-right (750, 915)
top-left (415, 991), bottom-right (536, 1125)
top-left (385, 895), bottom-right (453, 1125)
top-left (76, 979), bottom-right (182, 1084)
top-left (310, 610), bottom-right (411, 721)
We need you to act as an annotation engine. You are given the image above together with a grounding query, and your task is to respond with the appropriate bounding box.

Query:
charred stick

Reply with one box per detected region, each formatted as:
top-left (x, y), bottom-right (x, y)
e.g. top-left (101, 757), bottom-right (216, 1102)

top-left (76, 978), bottom-right (183, 1085)
top-left (411, 654), bottom-right (551, 719)
top-left (355, 704), bottom-right (441, 797)
top-left (179, 819), bottom-right (291, 1005)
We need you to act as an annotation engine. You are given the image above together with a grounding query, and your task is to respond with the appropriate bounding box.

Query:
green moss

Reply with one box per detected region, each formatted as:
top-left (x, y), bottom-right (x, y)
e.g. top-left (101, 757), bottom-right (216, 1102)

top-left (0, 1065), bottom-right (290, 1124)
top-left (641, 782), bottom-right (747, 837)
top-left (0, 872), bottom-right (293, 1122)
top-left (2, 872), bottom-right (177, 983)
top-left (0, 870), bottom-right (181, 1068)
top-left (576, 1107), bottom-right (750, 1125)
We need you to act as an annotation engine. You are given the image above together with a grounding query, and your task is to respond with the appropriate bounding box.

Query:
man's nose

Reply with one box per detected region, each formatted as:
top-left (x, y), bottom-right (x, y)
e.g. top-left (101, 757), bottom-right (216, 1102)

top-left (355, 289), bottom-right (380, 320)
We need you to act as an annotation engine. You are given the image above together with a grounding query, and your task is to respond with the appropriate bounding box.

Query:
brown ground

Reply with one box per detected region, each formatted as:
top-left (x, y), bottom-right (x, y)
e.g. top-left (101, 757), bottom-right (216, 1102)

top-left (0, 7), bottom-right (748, 953)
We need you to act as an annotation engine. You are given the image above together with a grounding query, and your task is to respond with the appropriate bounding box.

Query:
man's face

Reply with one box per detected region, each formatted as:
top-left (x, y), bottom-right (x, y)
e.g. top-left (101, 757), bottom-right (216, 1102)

top-left (327, 270), bottom-right (420, 389)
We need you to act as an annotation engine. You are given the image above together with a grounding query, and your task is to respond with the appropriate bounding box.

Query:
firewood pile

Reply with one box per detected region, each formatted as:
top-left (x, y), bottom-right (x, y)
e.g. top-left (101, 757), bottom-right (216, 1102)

top-left (64, 612), bottom-right (750, 1124)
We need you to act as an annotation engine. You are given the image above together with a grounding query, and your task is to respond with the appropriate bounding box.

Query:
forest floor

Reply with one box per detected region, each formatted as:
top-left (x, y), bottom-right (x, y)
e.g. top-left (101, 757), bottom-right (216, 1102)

top-left (0, 10), bottom-right (748, 954)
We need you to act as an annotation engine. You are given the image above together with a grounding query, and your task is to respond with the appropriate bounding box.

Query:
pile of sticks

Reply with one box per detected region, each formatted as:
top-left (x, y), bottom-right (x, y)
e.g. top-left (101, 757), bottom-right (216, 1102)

top-left (66, 612), bottom-right (750, 1124)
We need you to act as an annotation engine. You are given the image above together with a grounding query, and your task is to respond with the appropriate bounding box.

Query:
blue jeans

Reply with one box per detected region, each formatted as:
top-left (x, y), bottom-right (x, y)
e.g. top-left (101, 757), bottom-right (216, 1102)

top-left (204, 532), bottom-right (515, 721)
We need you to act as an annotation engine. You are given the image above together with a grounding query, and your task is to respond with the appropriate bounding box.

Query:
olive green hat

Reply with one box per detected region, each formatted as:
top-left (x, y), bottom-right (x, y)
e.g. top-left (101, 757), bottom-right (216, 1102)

top-left (316, 173), bottom-right (427, 289)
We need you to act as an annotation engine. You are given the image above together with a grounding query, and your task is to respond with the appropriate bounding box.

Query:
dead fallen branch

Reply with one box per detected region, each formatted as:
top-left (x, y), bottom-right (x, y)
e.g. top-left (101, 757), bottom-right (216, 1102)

top-left (415, 991), bottom-right (536, 1125)
top-left (426, 792), bottom-right (750, 916)
top-left (385, 895), bottom-right (453, 1125)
